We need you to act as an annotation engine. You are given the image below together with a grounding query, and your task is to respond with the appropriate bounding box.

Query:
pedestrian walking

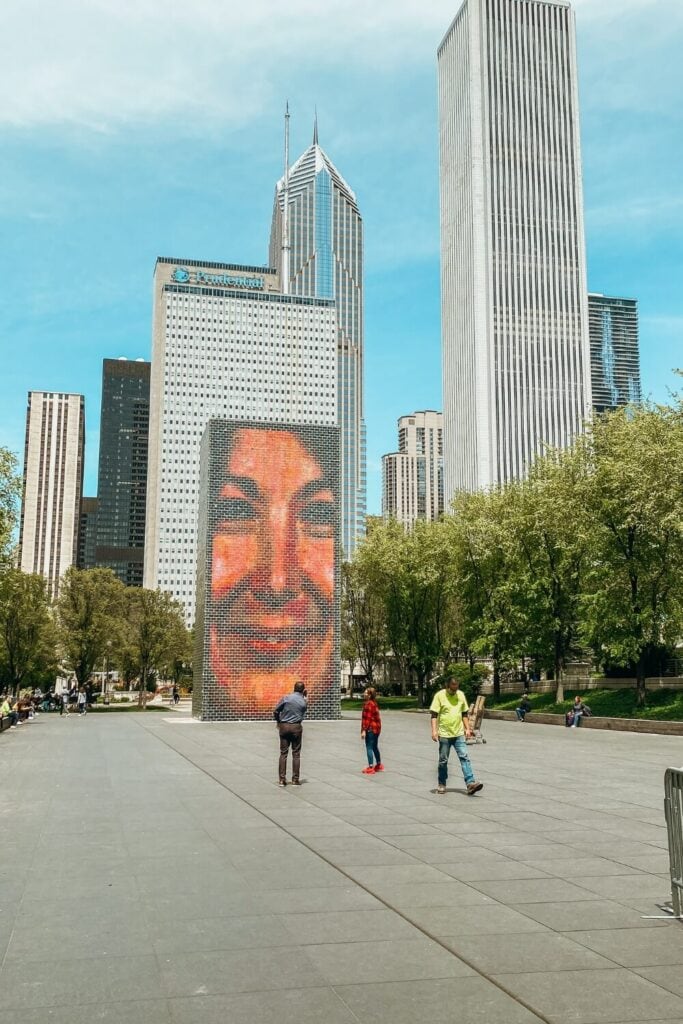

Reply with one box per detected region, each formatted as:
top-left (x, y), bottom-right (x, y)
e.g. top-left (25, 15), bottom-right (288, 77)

top-left (430, 674), bottom-right (483, 795)
top-left (360, 687), bottom-right (383, 774)
top-left (77, 686), bottom-right (87, 716)
top-left (172, 686), bottom-right (180, 705)
top-left (273, 682), bottom-right (307, 786)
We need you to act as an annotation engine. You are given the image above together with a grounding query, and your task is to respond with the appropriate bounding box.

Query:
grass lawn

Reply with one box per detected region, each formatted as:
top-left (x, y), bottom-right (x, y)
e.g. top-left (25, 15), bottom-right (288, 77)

top-left (343, 689), bottom-right (683, 720)
top-left (487, 687), bottom-right (683, 721)
top-left (342, 696), bottom-right (419, 712)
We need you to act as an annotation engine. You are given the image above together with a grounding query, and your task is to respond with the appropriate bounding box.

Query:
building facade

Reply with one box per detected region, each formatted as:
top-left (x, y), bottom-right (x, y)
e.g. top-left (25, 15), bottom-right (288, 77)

top-left (382, 411), bottom-right (444, 527)
top-left (77, 497), bottom-right (98, 570)
top-left (588, 294), bottom-right (641, 413)
top-left (438, 0), bottom-right (591, 500)
top-left (269, 129), bottom-right (365, 557)
top-left (18, 391), bottom-right (85, 598)
top-left (144, 258), bottom-right (337, 623)
top-left (95, 358), bottom-right (150, 586)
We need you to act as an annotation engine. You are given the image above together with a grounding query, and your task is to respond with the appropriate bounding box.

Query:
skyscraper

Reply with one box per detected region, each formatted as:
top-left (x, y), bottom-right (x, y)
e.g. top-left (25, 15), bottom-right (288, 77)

top-left (382, 411), bottom-right (444, 527)
top-left (77, 497), bottom-right (98, 570)
top-left (269, 120), bottom-right (365, 556)
top-left (588, 294), bottom-right (641, 413)
top-left (144, 258), bottom-right (337, 622)
top-left (95, 358), bottom-right (150, 586)
top-left (438, 0), bottom-right (591, 499)
top-left (18, 391), bottom-right (85, 598)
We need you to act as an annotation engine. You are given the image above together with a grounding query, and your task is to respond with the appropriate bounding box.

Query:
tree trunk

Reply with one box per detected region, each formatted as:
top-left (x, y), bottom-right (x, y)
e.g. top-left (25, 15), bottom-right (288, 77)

top-left (636, 657), bottom-right (647, 708)
top-left (554, 636), bottom-right (564, 704)
top-left (416, 670), bottom-right (426, 709)
top-left (492, 647), bottom-right (500, 700)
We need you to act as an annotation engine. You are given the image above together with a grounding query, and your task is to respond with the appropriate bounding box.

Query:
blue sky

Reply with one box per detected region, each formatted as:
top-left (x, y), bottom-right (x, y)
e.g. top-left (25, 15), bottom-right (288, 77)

top-left (1, 0), bottom-right (681, 514)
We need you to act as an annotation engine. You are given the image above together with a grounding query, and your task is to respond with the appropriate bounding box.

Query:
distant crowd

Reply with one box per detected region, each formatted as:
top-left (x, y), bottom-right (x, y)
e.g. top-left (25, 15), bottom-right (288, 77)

top-left (1, 685), bottom-right (91, 729)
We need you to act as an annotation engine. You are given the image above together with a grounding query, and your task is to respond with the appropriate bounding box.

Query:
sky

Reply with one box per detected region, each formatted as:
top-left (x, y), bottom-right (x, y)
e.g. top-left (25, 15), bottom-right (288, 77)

top-left (1, 0), bottom-right (682, 515)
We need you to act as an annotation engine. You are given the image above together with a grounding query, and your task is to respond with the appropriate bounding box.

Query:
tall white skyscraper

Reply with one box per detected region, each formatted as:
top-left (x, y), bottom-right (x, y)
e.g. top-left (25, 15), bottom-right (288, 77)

top-left (18, 391), bottom-right (85, 598)
top-left (269, 123), bottom-right (365, 557)
top-left (144, 258), bottom-right (336, 622)
top-left (438, 0), bottom-right (591, 499)
top-left (382, 411), bottom-right (444, 528)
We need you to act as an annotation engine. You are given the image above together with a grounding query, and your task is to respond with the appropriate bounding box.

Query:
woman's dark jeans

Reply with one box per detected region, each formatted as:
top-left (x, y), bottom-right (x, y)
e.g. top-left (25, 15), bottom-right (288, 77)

top-left (365, 730), bottom-right (381, 766)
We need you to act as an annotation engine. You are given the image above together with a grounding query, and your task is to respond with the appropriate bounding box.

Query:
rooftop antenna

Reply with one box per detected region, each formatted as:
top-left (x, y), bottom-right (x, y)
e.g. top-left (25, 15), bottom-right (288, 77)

top-left (313, 106), bottom-right (318, 146)
top-left (281, 101), bottom-right (291, 295)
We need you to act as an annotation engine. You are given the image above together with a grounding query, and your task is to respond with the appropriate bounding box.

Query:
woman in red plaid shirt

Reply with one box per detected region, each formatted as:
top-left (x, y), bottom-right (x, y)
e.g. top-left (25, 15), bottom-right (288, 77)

top-left (360, 687), bottom-right (383, 774)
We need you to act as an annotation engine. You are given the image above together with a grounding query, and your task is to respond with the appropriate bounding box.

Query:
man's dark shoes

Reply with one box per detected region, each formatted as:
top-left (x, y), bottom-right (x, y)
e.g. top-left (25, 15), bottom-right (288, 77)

top-left (278, 780), bottom-right (287, 787)
top-left (467, 781), bottom-right (483, 795)
top-left (291, 779), bottom-right (301, 786)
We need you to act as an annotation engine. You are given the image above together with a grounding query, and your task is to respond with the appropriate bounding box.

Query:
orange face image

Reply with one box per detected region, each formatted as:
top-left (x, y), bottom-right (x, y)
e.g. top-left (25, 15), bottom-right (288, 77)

top-left (209, 427), bottom-right (336, 712)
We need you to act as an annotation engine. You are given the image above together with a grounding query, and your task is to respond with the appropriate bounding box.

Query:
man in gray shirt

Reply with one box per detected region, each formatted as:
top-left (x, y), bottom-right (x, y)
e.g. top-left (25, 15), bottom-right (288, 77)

top-left (274, 682), bottom-right (307, 786)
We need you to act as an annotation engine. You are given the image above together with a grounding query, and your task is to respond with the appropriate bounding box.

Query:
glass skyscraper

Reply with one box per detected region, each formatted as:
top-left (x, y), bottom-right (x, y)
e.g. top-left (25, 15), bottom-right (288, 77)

top-left (588, 294), bottom-right (641, 413)
top-left (269, 127), bottom-right (365, 557)
top-left (438, 0), bottom-right (591, 498)
top-left (95, 358), bottom-right (150, 586)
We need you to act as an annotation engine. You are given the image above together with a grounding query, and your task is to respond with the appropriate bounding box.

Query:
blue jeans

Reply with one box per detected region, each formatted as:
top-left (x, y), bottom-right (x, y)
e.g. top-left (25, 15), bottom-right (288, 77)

top-left (515, 707), bottom-right (526, 720)
top-left (438, 736), bottom-right (474, 787)
top-left (365, 731), bottom-right (381, 766)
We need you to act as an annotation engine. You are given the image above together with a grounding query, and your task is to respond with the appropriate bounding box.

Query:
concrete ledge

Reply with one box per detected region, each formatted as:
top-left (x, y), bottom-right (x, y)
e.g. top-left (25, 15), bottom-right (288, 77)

top-left (484, 708), bottom-right (683, 736)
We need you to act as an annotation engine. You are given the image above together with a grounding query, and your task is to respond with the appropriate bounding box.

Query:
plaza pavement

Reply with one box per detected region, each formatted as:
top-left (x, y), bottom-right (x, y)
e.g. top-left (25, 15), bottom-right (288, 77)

top-left (1, 707), bottom-right (682, 1024)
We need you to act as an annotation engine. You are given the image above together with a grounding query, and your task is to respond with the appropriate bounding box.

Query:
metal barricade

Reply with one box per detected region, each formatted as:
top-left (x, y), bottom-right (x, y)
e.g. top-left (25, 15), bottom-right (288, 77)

top-left (664, 768), bottom-right (683, 918)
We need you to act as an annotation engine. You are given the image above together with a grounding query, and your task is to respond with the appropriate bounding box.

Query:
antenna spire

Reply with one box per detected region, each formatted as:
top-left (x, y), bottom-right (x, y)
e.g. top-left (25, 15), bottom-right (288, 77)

top-left (281, 102), bottom-right (291, 295)
top-left (313, 107), bottom-right (318, 145)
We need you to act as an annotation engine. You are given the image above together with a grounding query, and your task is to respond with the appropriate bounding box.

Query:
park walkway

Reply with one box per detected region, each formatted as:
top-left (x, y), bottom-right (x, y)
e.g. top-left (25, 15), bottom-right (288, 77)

top-left (1, 707), bottom-right (682, 1023)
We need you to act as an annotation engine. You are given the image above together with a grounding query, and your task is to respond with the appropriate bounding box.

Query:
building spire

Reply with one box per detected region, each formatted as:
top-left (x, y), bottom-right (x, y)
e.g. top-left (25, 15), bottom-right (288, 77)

top-left (313, 107), bottom-right (318, 146)
top-left (281, 101), bottom-right (290, 295)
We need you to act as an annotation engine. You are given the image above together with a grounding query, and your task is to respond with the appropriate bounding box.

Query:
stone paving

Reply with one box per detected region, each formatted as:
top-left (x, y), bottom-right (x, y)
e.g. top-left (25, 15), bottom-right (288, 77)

top-left (1, 706), bottom-right (682, 1023)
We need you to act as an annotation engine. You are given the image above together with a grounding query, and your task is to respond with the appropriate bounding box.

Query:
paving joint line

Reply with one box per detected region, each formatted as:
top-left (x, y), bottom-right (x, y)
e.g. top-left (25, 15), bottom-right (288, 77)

top-left (141, 718), bottom-right (553, 1024)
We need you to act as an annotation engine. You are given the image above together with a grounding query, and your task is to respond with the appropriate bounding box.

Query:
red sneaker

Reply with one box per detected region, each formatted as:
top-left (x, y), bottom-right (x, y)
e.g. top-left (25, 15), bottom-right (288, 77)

top-left (374, 764), bottom-right (385, 771)
top-left (361, 766), bottom-right (376, 774)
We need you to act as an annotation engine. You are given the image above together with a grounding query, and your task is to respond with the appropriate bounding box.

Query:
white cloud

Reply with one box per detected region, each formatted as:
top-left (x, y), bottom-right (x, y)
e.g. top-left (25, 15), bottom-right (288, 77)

top-left (6, 0), bottom-right (676, 130)
top-left (3, 0), bottom-right (455, 129)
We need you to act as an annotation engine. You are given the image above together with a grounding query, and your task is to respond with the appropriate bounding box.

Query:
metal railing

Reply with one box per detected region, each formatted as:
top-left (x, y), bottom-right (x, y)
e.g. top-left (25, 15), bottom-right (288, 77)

top-left (664, 768), bottom-right (683, 918)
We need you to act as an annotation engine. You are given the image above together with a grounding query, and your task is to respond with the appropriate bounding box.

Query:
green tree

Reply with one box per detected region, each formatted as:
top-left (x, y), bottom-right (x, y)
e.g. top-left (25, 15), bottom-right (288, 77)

top-left (0, 447), bottom-right (21, 566)
top-left (447, 489), bottom-right (524, 698)
top-left (123, 589), bottom-right (187, 706)
top-left (56, 568), bottom-right (126, 688)
top-left (502, 450), bottom-right (590, 702)
top-left (361, 519), bottom-right (459, 706)
top-left (577, 405), bottom-right (683, 707)
top-left (0, 569), bottom-right (58, 694)
top-left (341, 558), bottom-right (387, 689)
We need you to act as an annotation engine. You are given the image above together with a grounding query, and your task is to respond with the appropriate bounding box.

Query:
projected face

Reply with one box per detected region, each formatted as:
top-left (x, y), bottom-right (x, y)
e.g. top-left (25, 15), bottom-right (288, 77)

top-left (208, 426), bottom-right (336, 712)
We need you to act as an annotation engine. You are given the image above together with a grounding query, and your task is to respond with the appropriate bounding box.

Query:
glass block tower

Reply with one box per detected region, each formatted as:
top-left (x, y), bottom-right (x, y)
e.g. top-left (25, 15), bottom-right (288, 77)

top-left (269, 123), bottom-right (365, 557)
top-left (438, 0), bottom-right (591, 499)
top-left (588, 294), bottom-right (641, 413)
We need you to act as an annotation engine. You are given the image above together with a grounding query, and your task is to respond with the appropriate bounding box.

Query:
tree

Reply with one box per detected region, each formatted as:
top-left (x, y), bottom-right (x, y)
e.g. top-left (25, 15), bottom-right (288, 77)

top-left (0, 569), bottom-right (58, 693)
top-left (341, 558), bottom-right (387, 689)
top-left (502, 450), bottom-right (590, 702)
top-left (0, 447), bottom-right (20, 567)
top-left (446, 489), bottom-right (524, 698)
top-left (160, 617), bottom-right (193, 689)
top-left (577, 405), bottom-right (683, 707)
top-left (56, 568), bottom-right (126, 688)
top-left (123, 588), bottom-right (187, 706)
